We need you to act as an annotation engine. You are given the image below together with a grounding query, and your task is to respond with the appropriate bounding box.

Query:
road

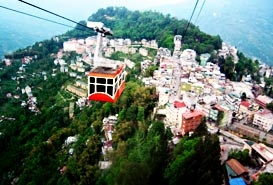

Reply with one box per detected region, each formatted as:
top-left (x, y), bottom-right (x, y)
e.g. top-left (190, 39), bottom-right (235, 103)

top-left (207, 123), bottom-right (245, 163)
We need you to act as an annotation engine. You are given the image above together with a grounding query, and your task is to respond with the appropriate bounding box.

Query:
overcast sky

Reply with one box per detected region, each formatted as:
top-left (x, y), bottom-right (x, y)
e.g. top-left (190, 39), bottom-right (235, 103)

top-left (1, 0), bottom-right (194, 22)
top-left (1, 0), bottom-right (273, 63)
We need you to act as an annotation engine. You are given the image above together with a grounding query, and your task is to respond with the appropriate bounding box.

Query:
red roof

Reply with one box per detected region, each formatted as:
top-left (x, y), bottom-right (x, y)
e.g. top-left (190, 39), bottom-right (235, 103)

top-left (240, 100), bottom-right (251, 108)
top-left (174, 101), bottom-right (186, 108)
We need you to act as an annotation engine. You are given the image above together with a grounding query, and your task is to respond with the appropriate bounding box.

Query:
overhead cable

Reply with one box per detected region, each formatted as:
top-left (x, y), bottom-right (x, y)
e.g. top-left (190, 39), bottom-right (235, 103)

top-left (18, 0), bottom-right (92, 30)
top-left (0, 5), bottom-right (75, 29)
top-left (182, 0), bottom-right (200, 39)
top-left (194, 0), bottom-right (206, 25)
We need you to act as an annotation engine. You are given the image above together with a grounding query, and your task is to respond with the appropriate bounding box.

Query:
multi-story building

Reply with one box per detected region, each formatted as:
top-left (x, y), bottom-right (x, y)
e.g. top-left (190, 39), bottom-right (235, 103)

top-left (174, 35), bottom-right (182, 51)
top-left (224, 92), bottom-right (240, 112)
top-left (115, 45), bottom-right (129, 54)
top-left (63, 39), bottom-right (78, 52)
top-left (165, 101), bottom-right (187, 127)
top-left (66, 85), bottom-right (87, 97)
top-left (85, 36), bottom-right (96, 46)
top-left (76, 80), bottom-right (88, 90)
top-left (200, 53), bottom-right (211, 66)
top-left (208, 104), bottom-right (230, 126)
top-left (253, 109), bottom-right (273, 132)
top-left (255, 95), bottom-right (273, 108)
top-left (139, 47), bottom-right (148, 56)
top-left (209, 107), bottom-right (219, 122)
top-left (181, 108), bottom-right (203, 135)
top-left (237, 100), bottom-right (259, 123)
top-left (158, 90), bottom-right (170, 106)
top-left (104, 47), bottom-right (115, 57)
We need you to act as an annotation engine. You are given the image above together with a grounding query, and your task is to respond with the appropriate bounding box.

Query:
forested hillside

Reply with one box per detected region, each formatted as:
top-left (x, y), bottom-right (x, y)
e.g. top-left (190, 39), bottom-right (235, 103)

top-left (67, 6), bottom-right (222, 54)
top-left (0, 6), bottom-right (251, 185)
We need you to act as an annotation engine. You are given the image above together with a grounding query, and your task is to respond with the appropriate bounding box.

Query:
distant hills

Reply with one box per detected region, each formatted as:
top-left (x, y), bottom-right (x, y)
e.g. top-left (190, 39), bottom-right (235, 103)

top-left (152, 0), bottom-right (273, 65)
top-left (1, 0), bottom-right (273, 65)
top-left (0, 11), bottom-right (69, 59)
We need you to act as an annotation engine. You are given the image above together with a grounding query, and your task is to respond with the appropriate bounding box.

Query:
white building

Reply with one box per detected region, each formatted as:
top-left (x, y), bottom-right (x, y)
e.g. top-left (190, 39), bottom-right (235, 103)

top-left (139, 48), bottom-right (148, 56)
top-left (224, 92), bottom-right (240, 111)
top-left (165, 101), bottom-right (187, 127)
top-left (174, 35), bottom-right (182, 51)
top-left (85, 36), bottom-right (96, 46)
top-left (158, 91), bottom-right (169, 106)
top-left (63, 39), bottom-right (78, 52)
top-left (180, 49), bottom-right (197, 62)
top-left (253, 109), bottom-right (273, 132)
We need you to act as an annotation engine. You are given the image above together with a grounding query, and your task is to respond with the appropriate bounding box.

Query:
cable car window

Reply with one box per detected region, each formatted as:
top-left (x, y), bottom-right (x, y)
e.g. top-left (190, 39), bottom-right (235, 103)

top-left (107, 78), bottom-right (113, 84)
top-left (107, 85), bottom-right (113, 96)
top-left (97, 84), bottom-right (105, 92)
top-left (97, 78), bottom-right (106, 84)
top-left (90, 77), bottom-right (95, 83)
top-left (89, 84), bottom-right (95, 94)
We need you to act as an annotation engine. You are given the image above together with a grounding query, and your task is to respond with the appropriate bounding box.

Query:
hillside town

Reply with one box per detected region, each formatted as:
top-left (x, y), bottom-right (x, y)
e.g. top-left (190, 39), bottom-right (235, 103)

top-left (56, 34), bottom-right (273, 141)
top-left (53, 34), bottom-right (273, 184)
top-left (3, 32), bottom-right (273, 184)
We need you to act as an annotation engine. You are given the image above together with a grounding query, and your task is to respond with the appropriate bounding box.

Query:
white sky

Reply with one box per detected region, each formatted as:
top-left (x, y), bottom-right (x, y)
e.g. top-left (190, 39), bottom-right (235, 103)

top-left (0, 0), bottom-right (193, 22)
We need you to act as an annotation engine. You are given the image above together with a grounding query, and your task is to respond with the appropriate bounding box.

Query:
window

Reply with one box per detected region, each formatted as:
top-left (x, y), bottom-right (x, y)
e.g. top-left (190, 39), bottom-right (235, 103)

top-left (89, 84), bottom-right (95, 94)
top-left (97, 78), bottom-right (106, 84)
top-left (89, 77), bottom-right (95, 83)
top-left (107, 78), bottom-right (113, 85)
top-left (115, 83), bottom-right (118, 94)
top-left (115, 76), bottom-right (118, 84)
top-left (107, 86), bottom-right (113, 96)
top-left (97, 85), bottom-right (106, 92)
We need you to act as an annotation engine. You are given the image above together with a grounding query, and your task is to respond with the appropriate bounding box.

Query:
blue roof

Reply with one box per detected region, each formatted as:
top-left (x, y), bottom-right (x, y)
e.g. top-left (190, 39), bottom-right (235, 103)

top-left (229, 177), bottom-right (246, 185)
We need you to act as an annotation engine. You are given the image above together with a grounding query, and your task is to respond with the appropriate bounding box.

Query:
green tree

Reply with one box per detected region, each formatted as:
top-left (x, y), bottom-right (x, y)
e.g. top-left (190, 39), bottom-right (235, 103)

top-left (164, 134), bottom-right (222, 185)
top-left (266, 101), bottom-right (273, 112)
top-left (220, 55), bottom-right (235, 80)
top-left (228, 149), bottom-right (256, 167)
top-left (191, 117), bottom-right (208, 137)
top-left (253, 173), bottom-right (273, 185)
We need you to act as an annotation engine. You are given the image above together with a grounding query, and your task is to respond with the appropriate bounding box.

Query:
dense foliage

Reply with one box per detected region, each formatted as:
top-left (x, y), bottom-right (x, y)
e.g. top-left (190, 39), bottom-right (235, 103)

top-left (66, 6), bottom-right (222, 54)
top-left (218, 52), bottom-right (261, 83)
top-left (253, 173), bottom-right (273, 185)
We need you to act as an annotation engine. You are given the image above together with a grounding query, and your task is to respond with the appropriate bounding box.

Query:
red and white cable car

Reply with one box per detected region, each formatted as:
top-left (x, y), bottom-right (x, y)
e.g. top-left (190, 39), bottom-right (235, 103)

top-left (87, 22), bottom-right (126, 103)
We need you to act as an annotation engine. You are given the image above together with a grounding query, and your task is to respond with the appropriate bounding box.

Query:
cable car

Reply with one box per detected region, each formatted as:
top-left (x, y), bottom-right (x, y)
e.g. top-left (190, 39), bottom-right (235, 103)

top-left (87, 21), bottom-right (126, 103)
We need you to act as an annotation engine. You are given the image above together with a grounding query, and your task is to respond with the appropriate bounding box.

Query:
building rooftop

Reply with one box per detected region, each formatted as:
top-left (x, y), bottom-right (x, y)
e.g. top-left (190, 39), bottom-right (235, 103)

top-left (256, 95), bottom-right (273, 104)
top-left (256, 109), bottom-right (273, 119)
top-left (174, 101), bottom-right (186, 108)
top-left (182, 109), bottom-right (203, 119)
top-left (251, 143), bottom-right (273, 163)
top-left (226, 158), bottom-right (249, 176)
top-left (240, 100), bottom-right (251, 108)
top-left (229, 177), bottom-right (246, 185)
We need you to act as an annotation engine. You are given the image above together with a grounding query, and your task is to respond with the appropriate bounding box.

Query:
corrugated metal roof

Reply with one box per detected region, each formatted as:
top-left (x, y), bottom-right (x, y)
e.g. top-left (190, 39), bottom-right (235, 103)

top-left (226, 158), bottom-right (248, 176)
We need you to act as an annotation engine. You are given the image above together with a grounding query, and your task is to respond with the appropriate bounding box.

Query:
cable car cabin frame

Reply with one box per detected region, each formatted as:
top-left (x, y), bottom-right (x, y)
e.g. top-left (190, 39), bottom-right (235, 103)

top-left (88, 63), bottom-right (126, 103)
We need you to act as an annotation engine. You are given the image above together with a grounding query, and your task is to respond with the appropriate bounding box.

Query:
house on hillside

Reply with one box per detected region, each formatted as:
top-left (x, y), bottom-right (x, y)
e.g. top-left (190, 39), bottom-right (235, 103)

top-left (181, 108), bottom-right (203, 135)
top-left (252, 109), bottom-right (273, 132)
top-left (225, 158), bottom-right (250, 185)
top-left (255, 95), bottom-right (273, 108)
